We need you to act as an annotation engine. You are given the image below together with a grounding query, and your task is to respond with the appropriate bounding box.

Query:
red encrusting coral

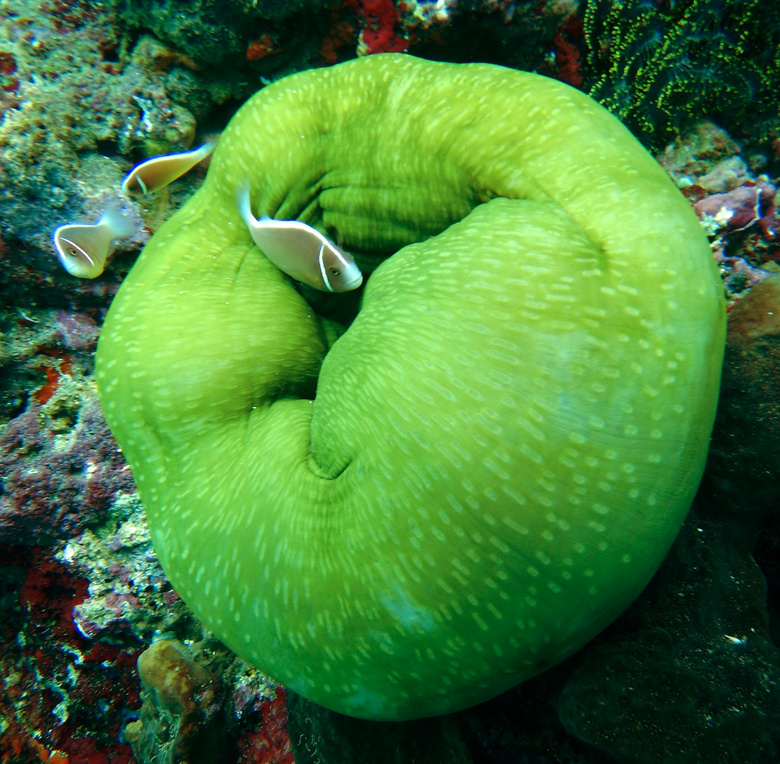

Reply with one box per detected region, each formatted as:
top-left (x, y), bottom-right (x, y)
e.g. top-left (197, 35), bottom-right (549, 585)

top-left (18, 549), bottom-right (89, 639)
top-left (246, 33), bottom-right (280, 62)
top-left (237, 690), bottom-right (295, 764)
top-left (347, 0), bottom-right (409, 55)
top-left (32, 349), bottom-right (72, 405)
top-left (34, 364), bottom-right (62, 404)
top-left (0, 547), bottom-right (139, 763)
top-left (553, 14), bottom-right (584, 89)
top-left (0, 49), bottom-right (19, 93)
top-left (319, 7), bottom-right (358, 64)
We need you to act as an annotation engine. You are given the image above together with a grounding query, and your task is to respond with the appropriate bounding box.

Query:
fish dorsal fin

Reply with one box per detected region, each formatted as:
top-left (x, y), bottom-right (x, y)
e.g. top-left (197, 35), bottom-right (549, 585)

top-left (121, 141), bottom-right (217, 196)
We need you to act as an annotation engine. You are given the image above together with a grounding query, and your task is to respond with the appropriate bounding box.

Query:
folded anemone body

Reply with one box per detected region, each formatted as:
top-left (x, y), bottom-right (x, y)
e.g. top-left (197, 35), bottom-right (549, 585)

top-left (96, 55), bottom-right (725, 721)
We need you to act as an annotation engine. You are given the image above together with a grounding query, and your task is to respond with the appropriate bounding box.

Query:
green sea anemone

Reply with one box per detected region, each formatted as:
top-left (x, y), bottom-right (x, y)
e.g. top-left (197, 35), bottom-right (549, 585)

top-left (96, 54), bottom-right (725, 720)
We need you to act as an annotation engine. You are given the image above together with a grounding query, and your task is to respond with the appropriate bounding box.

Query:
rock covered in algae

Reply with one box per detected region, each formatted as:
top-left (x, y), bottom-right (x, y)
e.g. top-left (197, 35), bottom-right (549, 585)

top-left (124, 639), bottom-right (229, 764)
top-left (122, 0), bottom-right (333, 63)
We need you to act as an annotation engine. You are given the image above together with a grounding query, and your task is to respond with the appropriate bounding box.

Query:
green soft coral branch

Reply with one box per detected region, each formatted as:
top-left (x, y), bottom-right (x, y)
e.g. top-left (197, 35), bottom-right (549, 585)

top-left (96, 54), bottom-right (725, 720)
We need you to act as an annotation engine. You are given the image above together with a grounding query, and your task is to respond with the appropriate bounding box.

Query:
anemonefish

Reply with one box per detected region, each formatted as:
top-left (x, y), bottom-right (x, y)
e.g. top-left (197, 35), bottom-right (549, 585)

top-left (236, 183), bottom-right (363, 293)
top-left (53, 204), bottom-right (135, 279)
top-left (121, 141), bottom-right (217, 196)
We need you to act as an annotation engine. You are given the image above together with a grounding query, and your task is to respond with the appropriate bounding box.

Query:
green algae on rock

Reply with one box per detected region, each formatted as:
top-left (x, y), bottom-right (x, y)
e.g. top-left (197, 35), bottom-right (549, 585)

top-left (95, 54), bottom-right (726, 720)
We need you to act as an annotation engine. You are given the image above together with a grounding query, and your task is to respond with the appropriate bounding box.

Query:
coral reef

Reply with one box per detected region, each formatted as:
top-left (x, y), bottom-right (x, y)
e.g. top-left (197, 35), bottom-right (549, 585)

top-left (0, 303), bottom-right (133, 543)
top-left (0, 546), bottom-right (139, 762)
top-left (122, 0), bottom-right (332, 64)
top-left (124, 638), bottom-right (295, 764)
top-left (0, 490), bottom-right (291, 761)
top-left (0, 3), bottom-right (195, 238)
top-left (583, 0), bottom-right (780, 149)
top-left (0, 284), bottom-right (289, 760)
top-left (659, 122), bottom-right (780, 308)
top-left (0, 398), bottom-right (130, 543)
top-left (0, 1), bottom-right (193, 303)
top-left (0, 0), bottom-right (779, 760)
top-left (396, 0), bottom-right (583, 71)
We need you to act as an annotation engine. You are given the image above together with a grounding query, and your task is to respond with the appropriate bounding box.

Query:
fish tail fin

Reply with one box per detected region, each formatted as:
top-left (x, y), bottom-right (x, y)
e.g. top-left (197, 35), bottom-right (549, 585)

top-left (198, 140), bottom-right (218, 159)
top-left (236, 179), bottom-right (255, 228)
top-left (99, 202), bottom-right (136, 239)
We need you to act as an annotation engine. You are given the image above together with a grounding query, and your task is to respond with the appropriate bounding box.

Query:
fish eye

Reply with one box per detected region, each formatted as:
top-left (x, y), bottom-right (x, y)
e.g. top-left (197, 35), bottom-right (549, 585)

top-left (329, 267), bottom-right (340, 276)
top-left (68, 248), bottom-right (79, 257)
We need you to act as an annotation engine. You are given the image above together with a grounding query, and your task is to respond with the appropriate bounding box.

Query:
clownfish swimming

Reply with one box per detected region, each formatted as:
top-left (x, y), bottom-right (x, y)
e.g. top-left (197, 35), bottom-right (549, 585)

top-left (121, 141), bottom-right (217, 196)
top-left (53, 204), bottom-right (135, 279)
top-left (236, 183), bottom-right (363, 293)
